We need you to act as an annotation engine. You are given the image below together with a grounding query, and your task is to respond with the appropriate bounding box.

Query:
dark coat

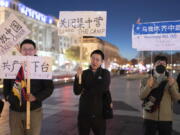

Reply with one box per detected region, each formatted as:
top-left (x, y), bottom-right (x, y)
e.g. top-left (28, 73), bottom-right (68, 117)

top-left (3, 79), bottom-right (54, 112)
top-left (177, 73), bottom-right (180, 92)
top-left (73, 67), bottom-right (112, 119)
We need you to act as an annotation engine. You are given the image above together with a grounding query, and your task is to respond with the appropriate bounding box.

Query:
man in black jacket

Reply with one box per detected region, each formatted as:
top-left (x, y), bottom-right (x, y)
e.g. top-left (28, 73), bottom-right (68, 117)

top-left (3, 39), bottom-right (54, 135)
top-left (73, 50), bottom-right (112, 135)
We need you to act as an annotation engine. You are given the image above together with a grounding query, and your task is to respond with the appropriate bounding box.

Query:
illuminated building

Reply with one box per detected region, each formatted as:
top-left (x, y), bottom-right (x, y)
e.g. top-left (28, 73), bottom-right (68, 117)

top-left (0, 0), bottom-right (121, 69)
top-left (82, 36), bottom-right (121, 68)
top-left (0, 0), bottom-right (65, 68)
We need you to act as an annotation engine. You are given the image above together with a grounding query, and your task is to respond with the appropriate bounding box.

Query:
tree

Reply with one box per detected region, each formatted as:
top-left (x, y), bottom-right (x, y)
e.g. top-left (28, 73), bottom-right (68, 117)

top-left (64, 46), bottom-right (89, 62)
top-left (130, 58), bottom-right (138, 66)
top-left (117, 57), bottom-right (129, 65)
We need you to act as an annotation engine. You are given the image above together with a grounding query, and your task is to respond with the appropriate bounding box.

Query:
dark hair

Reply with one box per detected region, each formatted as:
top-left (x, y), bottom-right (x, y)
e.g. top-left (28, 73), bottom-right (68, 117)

top-left (90, 49), bottom-right (104, 60)
top-left (154, 55), bottom-right (168, 64)
top-left (20, 39), bottom-right (36, 49)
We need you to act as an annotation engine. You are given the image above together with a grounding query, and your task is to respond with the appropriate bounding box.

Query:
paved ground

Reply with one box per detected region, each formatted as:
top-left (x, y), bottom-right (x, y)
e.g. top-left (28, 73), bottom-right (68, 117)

top-left (0, 76), bottom-right (180, 135)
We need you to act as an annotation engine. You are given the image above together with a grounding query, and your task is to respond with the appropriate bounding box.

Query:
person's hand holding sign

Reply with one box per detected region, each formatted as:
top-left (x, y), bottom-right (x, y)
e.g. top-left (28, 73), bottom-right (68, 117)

top-left (76, 66), bottom-right (83, 84)
top-left (168, 77), bottom-right (175, 87)
top-left (26, 94), bottom-right (36, 102)
top-left (147, 77), bottom-right (154, 88)
top-left (15, 44), bottom-right (20, 53)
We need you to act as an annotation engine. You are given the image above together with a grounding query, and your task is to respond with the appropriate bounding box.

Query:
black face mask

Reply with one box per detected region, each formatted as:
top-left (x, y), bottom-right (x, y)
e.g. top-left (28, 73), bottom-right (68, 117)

top-left (156, 65), bottom-right (166, 74)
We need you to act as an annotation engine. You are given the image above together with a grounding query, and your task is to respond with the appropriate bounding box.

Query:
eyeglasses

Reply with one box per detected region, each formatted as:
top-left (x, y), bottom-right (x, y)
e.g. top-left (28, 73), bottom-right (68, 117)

top-left (21, 48), bottom-right (35, 52)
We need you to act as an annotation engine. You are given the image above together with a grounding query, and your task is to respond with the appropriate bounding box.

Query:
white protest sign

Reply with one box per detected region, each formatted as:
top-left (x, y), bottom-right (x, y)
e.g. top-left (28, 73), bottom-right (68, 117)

top-left (0, 14), bottom-right (31, 55)
top-left (0, 56), bottom-right (52, 79)
top-left (132, 21), bottom-right (180, 51)
top-left (58, 11), bottom-right (107, 37)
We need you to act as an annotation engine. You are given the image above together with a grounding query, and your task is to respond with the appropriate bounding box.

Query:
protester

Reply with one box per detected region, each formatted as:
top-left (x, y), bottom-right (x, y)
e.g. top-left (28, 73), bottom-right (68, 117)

top-left (140, 55), bottom-right (180, 135)
top-left (3, 39), bottom-right (54, 135)
top-left (73, 50), bottom-right (113, 135)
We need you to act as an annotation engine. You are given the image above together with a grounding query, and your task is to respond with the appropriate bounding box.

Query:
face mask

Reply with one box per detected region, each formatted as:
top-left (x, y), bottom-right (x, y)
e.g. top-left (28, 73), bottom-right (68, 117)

top-left (155, 65), bottom-right (166, 74)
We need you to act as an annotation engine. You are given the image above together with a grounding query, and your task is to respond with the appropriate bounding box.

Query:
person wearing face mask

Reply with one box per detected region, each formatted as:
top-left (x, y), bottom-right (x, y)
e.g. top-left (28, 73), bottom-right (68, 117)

top-left (73, 50), bottom-right (113, 135)
top-left (140, 55), bottom-right (180, 135)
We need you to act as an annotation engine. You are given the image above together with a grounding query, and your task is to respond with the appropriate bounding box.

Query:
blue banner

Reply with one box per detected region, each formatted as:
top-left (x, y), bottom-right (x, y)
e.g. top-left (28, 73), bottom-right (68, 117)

top-left (134, 21), bottom-right (180, 35)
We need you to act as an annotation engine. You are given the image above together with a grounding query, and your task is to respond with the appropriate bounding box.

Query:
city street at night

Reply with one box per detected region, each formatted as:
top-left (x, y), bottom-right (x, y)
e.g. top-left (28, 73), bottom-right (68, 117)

top-left (1, 76), bottom-right (180, 135)
top-left (0, 0), bottom-right (180, 135)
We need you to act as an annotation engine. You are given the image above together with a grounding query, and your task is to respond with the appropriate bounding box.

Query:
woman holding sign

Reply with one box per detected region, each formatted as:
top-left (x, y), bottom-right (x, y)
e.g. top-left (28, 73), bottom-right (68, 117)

top-left (73, 50), bottom-right (113, 135)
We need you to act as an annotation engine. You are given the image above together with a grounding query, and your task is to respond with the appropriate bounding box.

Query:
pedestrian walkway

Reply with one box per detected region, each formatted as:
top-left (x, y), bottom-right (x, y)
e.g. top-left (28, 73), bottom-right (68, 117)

top-left (0, 77), bottom-right (180, 135)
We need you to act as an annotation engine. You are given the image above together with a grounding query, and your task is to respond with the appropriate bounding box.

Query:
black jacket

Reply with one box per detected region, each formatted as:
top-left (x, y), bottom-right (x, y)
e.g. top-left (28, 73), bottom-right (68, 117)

top-left (73, 67), bottom-right (112, 119)
top-left (177, 73), bottom-right (180, 92)
top-left (3, 79), bottom-right (54, 112)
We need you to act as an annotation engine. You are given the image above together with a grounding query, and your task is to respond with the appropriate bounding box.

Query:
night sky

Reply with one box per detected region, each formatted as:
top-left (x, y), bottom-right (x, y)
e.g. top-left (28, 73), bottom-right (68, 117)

top-left (20, 0), bottom-right (180, 59)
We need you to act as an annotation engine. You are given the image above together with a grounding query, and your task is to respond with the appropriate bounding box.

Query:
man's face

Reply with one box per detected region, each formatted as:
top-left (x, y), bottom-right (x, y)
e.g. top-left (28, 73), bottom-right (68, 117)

top-left (20, 43), bottom-right (37, 56)
top-left (90, 54), bottom-right (103, 70)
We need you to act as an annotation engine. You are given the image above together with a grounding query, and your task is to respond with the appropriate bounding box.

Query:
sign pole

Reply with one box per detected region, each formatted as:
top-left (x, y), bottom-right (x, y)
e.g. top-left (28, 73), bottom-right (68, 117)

top-left (26, 61), bottom-right (31, 129)
top-left (79, 36), bottom-right (83, 84)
